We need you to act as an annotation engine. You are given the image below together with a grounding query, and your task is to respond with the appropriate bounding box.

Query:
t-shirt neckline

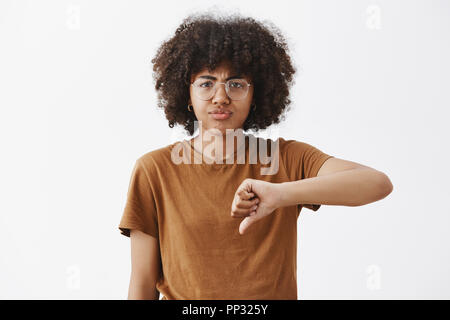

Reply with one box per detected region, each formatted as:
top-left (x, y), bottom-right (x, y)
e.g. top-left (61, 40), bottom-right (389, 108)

top-left (183, 135), bottom-right (250, 168)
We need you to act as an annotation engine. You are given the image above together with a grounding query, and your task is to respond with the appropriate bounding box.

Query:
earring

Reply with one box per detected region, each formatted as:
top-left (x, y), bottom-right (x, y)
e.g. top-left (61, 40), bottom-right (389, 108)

top-left (187, 104), bottom-right (193, 112)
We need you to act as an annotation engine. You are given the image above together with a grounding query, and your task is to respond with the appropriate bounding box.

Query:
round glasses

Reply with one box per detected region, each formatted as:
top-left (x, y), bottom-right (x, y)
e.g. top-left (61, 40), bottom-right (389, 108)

top-left (191, 78), bottom-right (252, 101)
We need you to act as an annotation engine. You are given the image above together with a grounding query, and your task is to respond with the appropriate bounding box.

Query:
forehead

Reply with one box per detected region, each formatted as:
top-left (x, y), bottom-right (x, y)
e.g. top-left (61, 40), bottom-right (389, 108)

top-left (191, 61), bottom-right (250, 81)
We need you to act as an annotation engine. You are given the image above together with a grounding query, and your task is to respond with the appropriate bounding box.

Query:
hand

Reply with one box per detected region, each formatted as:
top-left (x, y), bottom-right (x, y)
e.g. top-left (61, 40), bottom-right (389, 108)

top-left (231, 178), bottom-right (282, 235)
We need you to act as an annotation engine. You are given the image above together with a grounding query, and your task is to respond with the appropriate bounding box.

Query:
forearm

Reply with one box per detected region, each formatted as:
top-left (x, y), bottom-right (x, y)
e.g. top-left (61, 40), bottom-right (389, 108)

top-left (277, 168), bottom-right (393, 208)
top-left (128, 278), bottom-right (160, 300)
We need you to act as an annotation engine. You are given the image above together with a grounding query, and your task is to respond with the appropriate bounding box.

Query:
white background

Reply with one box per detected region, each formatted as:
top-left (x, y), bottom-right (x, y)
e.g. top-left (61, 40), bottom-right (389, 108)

top-left (1, 0), bottom-right (449, 299)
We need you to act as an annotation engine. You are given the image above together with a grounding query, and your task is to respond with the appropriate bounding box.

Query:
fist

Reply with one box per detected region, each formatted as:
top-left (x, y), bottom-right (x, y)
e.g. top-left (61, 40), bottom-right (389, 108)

top-left (231, 178), bottom-right (281, 235)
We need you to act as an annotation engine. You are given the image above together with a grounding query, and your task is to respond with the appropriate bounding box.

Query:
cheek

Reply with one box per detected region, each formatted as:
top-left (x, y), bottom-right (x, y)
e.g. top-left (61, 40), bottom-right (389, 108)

top-left (243, 91), bottom-right (253, 108)
top-left (193, 101), bottom-right (209, 116)
top-left (189, 92), bottom-right (200, 108)
top-left (236, 104), bottom-right (252, 119)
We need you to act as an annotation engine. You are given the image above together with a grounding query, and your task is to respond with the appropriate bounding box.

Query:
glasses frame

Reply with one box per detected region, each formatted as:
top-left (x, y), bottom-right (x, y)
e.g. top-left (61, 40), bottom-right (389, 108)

top-left (191, 79), bottom-right (252, 101)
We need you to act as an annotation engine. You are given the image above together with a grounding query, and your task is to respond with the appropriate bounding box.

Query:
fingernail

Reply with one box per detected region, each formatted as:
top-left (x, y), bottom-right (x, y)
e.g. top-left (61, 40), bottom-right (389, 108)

top-left (251, 205), bottom-right (257, 210)
top-left (250, 211), bottom-right (256, 216)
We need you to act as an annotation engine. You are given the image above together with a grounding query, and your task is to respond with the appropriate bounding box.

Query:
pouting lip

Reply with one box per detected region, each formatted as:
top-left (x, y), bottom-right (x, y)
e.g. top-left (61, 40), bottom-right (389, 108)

top-left (208, 111), bottom-right (233, 114)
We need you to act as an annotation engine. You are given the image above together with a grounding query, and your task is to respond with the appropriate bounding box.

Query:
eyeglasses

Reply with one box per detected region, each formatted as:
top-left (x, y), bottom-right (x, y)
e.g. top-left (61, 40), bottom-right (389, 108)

top-left (191, 78), bottom-right (252, 101)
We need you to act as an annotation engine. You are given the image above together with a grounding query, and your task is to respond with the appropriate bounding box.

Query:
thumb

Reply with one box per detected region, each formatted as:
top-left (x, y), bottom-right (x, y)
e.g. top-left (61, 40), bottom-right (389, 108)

top-left (239, 178), bottom-right (254, 194)
top-left (239, 215), bottom-right (259, 235)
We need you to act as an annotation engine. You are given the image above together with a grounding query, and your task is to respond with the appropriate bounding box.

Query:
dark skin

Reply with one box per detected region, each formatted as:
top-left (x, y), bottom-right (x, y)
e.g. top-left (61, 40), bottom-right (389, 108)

top-left (187, 60), bottom-right (267, 226)
top-left (187, 62), bottom-right (393, 236)
top-left (188, 60), bottom-right (255, 161)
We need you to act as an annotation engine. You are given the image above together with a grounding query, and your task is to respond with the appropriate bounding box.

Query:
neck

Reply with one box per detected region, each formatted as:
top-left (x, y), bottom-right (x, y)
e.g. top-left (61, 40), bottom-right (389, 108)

top-left (192, 127), bottom-right (246, 162)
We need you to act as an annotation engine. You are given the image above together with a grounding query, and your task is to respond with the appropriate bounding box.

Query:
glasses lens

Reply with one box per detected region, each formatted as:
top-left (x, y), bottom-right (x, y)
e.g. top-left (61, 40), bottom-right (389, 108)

top-left (193, 79), bottom-right (249, 100)
top-left (227, 79), bottom-right (249, 100)
top-left (193, 79), bottom-right (215, 100)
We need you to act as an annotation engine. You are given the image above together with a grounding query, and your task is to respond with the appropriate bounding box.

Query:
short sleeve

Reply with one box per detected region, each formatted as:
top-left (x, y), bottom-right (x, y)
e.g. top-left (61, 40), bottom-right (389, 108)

top-left (118, 158), bottom-right (159, 238)
top-left (281, 139), bottom-right (334, 212)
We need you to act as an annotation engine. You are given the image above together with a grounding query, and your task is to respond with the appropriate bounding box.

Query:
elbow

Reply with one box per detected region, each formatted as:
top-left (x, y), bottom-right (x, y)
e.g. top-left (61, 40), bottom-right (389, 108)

top-left (375, 171), bottom-right (394, 201)
top-left (354, 171), bottom-right (393, 206)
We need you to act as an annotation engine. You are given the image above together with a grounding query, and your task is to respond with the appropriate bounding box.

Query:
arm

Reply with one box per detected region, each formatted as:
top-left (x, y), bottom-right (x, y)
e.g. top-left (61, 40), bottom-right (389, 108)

top-left (234, 158), bottom-right (393, 234)
top-left (278, 157), bottom-right (394, 207)
top-left (128, 229), bottom-right (161, 300)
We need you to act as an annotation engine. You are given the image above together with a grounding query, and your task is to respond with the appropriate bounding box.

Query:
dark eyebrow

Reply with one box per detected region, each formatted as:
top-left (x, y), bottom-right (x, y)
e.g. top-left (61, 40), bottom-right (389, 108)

top-left (198, 75), bottom-right (243, 81)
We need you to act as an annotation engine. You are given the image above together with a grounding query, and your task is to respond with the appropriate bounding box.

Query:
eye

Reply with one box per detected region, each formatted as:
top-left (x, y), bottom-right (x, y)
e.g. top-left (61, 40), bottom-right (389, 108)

top-left (199, 80), bottom-right (214, 88)
top-left (229, 81), bottom-right (243, 88)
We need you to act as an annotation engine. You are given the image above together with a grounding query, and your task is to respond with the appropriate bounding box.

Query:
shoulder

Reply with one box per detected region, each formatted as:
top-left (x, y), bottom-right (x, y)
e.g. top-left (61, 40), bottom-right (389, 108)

top-left (244, 135), bottom-right (314, 156)
top-left (245, 135), bottom-right (316, 163)
top-left (277, 136), bottom-right (309, 148)
top-left (135, 142), bottom-right (179, 171)
top-left (277, 137), bottom-right (318, 155)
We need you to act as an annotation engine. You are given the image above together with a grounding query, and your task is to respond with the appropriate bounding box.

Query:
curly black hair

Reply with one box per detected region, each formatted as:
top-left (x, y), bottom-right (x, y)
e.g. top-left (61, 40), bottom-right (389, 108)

top-left (151, 12), bottom-right (296, 136)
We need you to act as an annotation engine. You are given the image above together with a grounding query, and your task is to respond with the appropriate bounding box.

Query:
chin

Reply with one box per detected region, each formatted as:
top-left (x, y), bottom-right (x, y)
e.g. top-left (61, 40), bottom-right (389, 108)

top-left (202, 121), bottom-right (245, 134)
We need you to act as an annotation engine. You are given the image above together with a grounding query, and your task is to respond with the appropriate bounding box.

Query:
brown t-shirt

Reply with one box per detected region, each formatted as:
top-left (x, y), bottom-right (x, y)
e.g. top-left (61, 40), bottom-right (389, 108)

top-left (118, 135), bottom-right (334, 300)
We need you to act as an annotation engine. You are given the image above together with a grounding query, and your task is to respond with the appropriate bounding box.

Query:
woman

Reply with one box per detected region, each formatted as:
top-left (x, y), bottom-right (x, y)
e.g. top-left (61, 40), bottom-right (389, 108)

top-left (118, 13), bottom-right (393, 300)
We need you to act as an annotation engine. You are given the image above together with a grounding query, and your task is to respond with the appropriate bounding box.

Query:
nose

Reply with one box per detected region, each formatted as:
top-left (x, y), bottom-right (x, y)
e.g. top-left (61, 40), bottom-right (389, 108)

top-left (212, 83), bottom-right (230, 104)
